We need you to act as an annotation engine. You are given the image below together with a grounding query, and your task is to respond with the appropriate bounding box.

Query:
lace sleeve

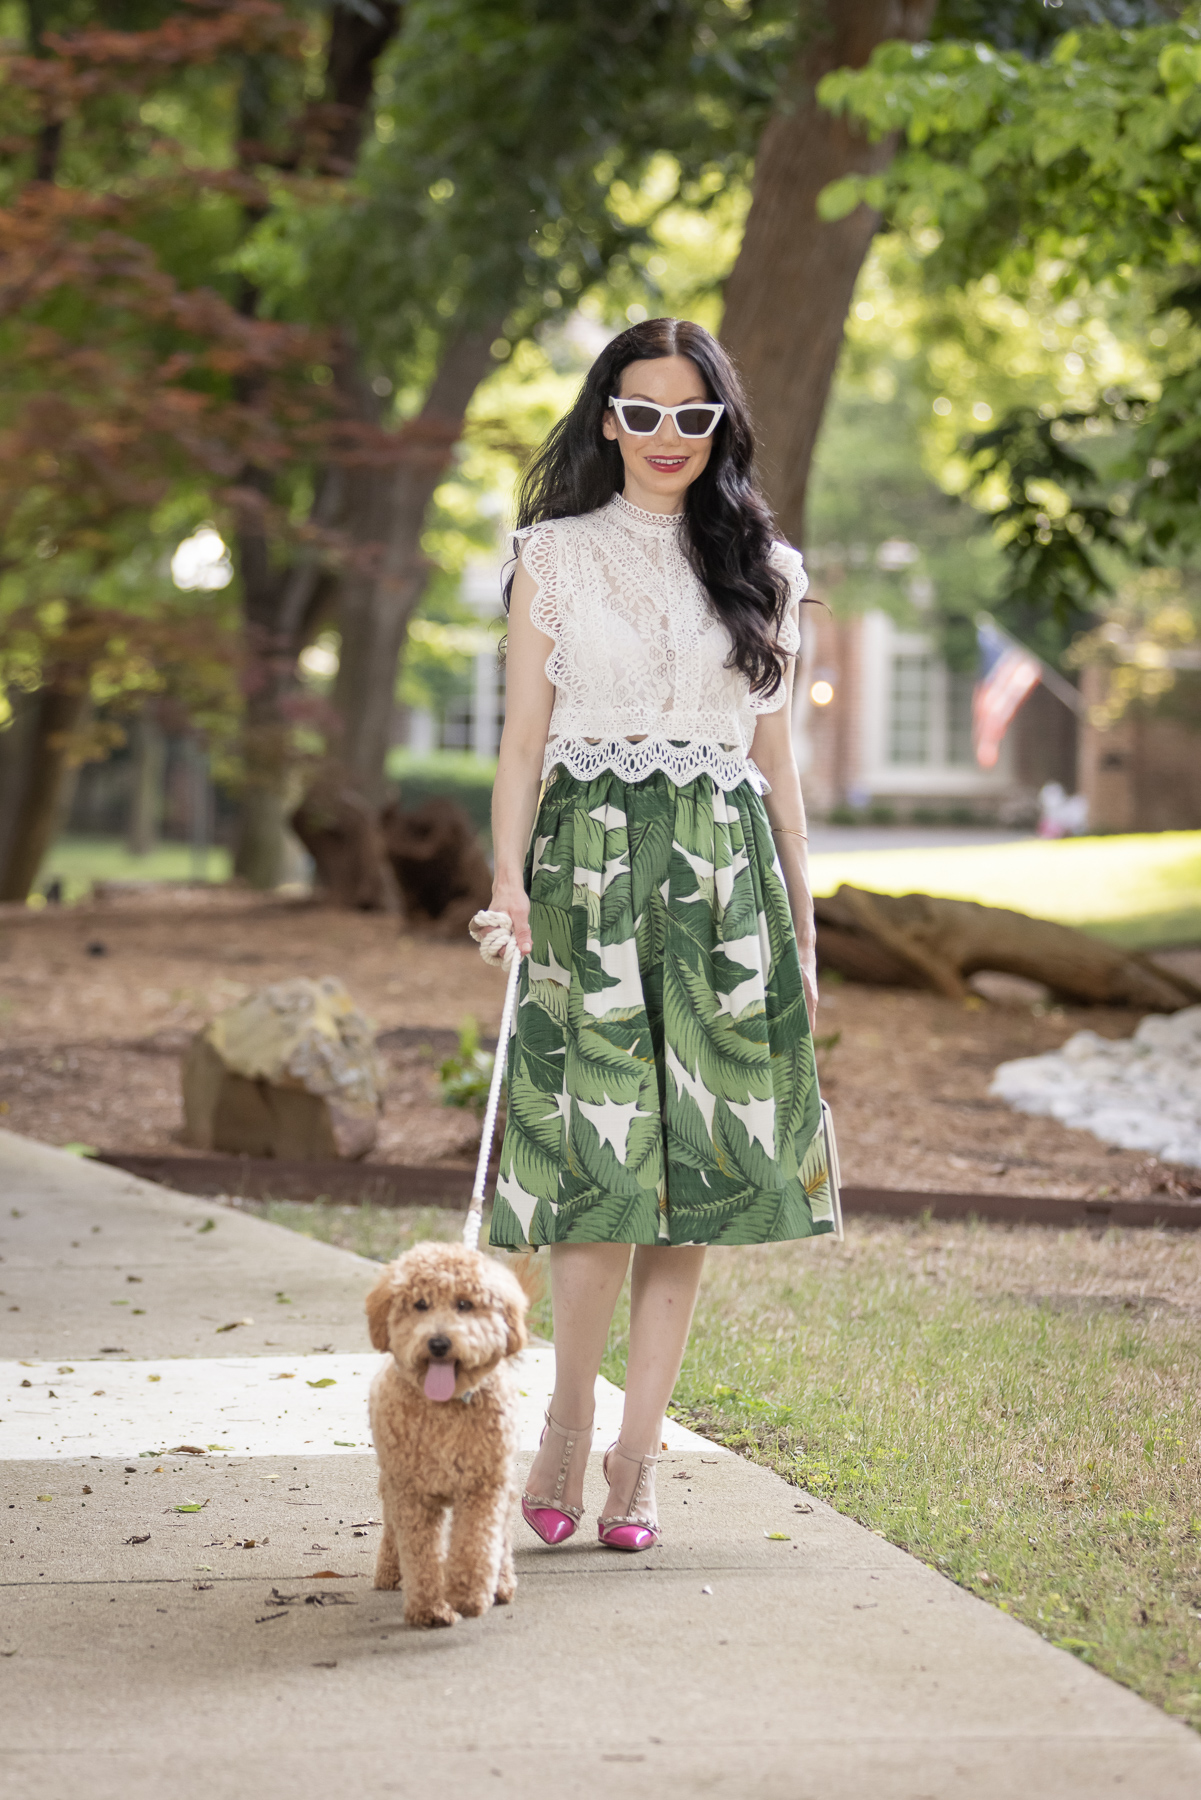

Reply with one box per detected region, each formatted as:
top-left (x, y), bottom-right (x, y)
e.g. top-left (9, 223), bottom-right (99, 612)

top-left (514, 523), bottom-right (559, 638)
top-left (771, 541), bottom-right (808, 656)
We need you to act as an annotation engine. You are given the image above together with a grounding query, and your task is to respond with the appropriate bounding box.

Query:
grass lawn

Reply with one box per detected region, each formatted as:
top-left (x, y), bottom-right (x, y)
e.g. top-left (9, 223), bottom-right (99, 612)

top-left (232, 1196), bottom-right (1201, 1731)
top-left (809, 831), bottom-right (1201, 951)
top-left (35, 835), bottom-right (231, 904)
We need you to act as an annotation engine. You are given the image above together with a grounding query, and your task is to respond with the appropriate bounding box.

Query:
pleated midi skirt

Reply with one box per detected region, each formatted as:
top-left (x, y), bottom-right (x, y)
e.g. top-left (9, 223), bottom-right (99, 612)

top-left (488, 765), bottom-right (835, 1250)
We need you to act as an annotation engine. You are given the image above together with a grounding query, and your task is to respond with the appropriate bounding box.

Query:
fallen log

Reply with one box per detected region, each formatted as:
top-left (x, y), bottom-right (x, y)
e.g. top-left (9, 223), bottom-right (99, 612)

top-left (814, 885), bottom-right (1200, 1011)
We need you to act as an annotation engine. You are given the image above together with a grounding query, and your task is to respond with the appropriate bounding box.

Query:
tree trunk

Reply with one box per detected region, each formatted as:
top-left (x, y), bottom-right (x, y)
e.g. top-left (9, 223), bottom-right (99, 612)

top-left (125, 711), bottom-right (165, 856)
top-left (229, 1), bottom-right (404, 885)
top-left (0, 686), bottom-right (40, 884)
top-left (0, 682), bottom-right (87, 902)
top-left (815, 885), bottom-right (1201, 1012)
top-left (720, 0), bottom-right (938, 543)
top-left (331, 324), bottom-right (501, 807)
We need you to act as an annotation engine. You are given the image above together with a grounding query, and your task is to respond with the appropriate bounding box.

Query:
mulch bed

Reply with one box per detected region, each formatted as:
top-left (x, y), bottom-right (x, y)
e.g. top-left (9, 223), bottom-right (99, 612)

top-left (1, 886), bottom-right (1198, 1208)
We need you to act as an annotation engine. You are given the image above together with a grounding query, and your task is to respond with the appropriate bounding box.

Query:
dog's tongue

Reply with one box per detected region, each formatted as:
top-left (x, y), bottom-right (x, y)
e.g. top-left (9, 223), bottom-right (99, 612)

top-left (424, 1360), bottom-right (457, 1402)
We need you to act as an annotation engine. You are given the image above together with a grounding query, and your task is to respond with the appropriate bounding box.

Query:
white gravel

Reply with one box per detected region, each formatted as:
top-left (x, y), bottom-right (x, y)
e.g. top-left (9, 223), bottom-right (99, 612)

top-left (990, 1005), bottom-right (1201, 1170)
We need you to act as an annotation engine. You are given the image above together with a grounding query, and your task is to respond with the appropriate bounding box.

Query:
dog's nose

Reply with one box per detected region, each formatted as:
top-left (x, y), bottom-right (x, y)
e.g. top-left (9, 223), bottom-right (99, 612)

top-left (427, 1335), bottom-right (452, 1359)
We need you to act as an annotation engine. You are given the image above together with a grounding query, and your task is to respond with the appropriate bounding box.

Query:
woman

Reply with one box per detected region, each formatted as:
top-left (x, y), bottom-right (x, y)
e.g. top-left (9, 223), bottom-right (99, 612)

top-left (485, 316), bottom-right (834, 1554)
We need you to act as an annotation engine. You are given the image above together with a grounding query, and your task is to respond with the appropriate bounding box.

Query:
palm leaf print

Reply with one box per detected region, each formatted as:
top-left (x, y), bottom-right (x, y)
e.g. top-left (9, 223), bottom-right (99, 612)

top-left (490, 768), bottom-right (831, 1250)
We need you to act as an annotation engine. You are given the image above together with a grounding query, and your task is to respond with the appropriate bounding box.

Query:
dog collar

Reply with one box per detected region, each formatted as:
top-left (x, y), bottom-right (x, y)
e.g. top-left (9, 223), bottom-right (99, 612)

top-left (460, 1389), bottom-right (475, 1404)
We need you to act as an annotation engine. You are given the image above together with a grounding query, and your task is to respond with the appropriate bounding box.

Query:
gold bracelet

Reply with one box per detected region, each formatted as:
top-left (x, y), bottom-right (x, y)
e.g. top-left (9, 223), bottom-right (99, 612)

top-left (771, 827), bottom-right (808, 841)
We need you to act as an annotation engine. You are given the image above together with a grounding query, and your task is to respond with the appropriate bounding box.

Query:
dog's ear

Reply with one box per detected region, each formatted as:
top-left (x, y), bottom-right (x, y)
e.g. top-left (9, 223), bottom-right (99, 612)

top-left (365, 1268), bottom-right (396, 1351)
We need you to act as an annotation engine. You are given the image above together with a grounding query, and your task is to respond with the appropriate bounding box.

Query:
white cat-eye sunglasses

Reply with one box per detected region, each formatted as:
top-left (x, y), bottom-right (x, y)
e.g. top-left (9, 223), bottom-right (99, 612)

top-left (608, 396), bottom-right (726, 439)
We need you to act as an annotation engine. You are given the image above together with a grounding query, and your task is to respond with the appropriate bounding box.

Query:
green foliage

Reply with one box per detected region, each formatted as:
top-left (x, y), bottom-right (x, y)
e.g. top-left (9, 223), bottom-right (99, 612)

top-left (243, 0), bottom-right (798, 377)
top-left (816, 7), bottom-right (1201, 670)
top-left (385, 749), bottom-right (496, 834)
top-left (438, 1016), bottom-right (495, 1114)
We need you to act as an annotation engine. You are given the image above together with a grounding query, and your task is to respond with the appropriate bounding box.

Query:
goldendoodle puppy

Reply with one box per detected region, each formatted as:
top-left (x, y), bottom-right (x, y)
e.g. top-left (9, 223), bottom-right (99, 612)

top-left (366, 1241), bottom-right (529, 1628)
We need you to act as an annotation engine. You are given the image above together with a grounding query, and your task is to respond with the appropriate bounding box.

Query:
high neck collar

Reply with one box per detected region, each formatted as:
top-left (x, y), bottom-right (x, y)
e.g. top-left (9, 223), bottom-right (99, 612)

top-left (610, 491), bottom-right (685, 530)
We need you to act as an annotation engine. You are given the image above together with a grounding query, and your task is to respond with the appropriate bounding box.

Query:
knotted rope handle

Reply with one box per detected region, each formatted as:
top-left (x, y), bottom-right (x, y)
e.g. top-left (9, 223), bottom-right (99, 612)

top-left (464, 911), bottom-right (522, 1252)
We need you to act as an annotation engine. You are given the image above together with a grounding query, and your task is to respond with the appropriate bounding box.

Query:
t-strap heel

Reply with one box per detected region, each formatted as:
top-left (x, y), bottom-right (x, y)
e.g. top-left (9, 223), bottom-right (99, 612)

top-left (521, 1410), bottom-right (594, 1545)
top-left (597, 1441), bottom-right (661, 1552)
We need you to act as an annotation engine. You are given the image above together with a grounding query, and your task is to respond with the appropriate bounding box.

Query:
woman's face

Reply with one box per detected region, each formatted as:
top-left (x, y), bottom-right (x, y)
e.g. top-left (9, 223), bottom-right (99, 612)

top-left (602, 354), bottom-right (714, 512)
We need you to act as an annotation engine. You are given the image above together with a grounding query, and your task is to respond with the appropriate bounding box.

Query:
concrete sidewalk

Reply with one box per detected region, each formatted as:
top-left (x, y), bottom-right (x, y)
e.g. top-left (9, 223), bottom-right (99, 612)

top-left (2, 1131), bottom-right (1199, 1800)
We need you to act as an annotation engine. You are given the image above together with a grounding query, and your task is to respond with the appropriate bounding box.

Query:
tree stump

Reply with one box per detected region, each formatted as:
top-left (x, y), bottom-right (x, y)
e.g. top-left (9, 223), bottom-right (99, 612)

top-left (291, 774), bottom-right (399, 912)
top-left (814, 885), bottom-right (1200, 1012)
top-left (379, 796), bottom-right (493, 936)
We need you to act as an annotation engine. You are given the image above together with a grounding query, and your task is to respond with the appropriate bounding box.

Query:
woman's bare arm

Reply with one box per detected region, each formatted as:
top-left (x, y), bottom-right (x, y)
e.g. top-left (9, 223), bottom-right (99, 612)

top-left (749, 628), bottom-right (817, 1028)
top-left (490, 552), bottom-right (556, 955)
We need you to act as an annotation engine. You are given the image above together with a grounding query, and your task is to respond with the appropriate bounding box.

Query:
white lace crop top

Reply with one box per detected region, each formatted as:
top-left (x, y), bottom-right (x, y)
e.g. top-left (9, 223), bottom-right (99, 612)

top-left (517, 492), bottom-right (807, 792)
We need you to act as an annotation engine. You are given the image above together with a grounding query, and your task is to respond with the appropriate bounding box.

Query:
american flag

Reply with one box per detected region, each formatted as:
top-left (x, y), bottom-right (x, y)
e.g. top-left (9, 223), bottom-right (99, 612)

top-left (972, 620), bottom-right (1041, 769)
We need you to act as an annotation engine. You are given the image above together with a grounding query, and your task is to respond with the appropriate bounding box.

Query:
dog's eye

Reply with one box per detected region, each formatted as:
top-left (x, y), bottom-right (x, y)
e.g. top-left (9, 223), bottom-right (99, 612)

top-left (413, 1299), bottom-right (429, 1312)
top-left (456, 1298), bottom-right (474, 1312)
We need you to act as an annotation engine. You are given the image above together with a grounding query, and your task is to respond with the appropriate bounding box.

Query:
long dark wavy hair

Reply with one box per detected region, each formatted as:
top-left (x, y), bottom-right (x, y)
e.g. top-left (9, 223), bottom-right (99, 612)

top-left (506, 317), bottom-right (794, 698)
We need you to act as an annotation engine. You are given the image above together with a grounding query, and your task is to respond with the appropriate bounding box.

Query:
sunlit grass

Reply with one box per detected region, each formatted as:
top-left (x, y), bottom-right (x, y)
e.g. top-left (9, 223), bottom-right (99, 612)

top-left (599, 1219), bottom-right (1201, 1731)
top-left (248, 1196), bottom-right (1201, 1723)
top-left (35, 835), bottom-right (232, 904)
top-left (808, 831), bottom-right (1201, 950)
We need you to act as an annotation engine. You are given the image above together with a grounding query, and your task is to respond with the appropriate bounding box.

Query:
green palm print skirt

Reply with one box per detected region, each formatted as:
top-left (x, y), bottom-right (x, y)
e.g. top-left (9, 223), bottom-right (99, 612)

top-left (488, 765), bottom-right (834, 1249)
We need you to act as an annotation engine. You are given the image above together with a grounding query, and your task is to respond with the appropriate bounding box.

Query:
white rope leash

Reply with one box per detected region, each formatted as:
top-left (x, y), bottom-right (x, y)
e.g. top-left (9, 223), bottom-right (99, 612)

top-left (464, 910), bottom-right (522, 1252)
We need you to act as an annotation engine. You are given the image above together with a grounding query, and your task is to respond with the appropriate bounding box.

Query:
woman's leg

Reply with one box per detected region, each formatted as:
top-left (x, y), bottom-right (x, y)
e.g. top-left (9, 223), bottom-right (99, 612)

top-left (603, 1244), bottom-right (706, 1522)
top-left (524, 1242), bottom-right (630, 1512)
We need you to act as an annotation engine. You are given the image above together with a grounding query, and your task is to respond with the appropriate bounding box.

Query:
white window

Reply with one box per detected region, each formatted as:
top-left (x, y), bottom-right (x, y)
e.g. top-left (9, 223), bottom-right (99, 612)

top-left (888, 654), bottom-right (933, 764)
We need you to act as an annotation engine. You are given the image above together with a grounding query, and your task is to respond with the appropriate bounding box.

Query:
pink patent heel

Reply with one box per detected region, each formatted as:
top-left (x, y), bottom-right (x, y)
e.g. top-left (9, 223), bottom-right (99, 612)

top-left (597, 1441), bottom-right (661, 1552)
top-left (521, 1410), bottom-right (594, 1545)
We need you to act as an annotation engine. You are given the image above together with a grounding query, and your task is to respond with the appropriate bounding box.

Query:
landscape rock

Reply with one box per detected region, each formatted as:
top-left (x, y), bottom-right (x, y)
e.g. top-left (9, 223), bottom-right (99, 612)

top-left (182, 977), bottom-right (382, 1159)
top-left (990, 1004), bottom-right (1201, 1168)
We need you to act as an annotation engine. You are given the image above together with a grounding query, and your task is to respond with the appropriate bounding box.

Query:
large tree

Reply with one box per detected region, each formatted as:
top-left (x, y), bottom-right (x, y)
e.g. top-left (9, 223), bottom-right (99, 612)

top-left (0, 0), bottom-right (334, 902)
top-left (249, 0), bottom-right (799, 825)
top-left (817, 1), bottom-right (1201, 656)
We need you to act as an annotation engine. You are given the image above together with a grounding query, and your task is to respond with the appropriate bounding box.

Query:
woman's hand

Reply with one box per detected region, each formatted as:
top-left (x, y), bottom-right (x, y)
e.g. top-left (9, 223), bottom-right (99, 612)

top-left (489, 880), bottom-right (532, 956)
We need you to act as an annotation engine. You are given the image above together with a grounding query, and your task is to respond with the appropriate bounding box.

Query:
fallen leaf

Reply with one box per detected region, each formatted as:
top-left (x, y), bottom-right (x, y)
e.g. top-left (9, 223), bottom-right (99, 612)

top-left (82, 1485), bottom-right (92, 1495)
top-left (305, 1591), bottom-right (355, 1605)
top-left (47, 1390), bottom-right (57, 1398)
top-left (147, 1375), bottom-right (161, 1382)
top-left (275, 1293), bottom-right (294, 1304)
top-left (333, 1440), bottom-right (355, 1447)
top-left (309, 1571), bottom-right (354, 1580)
top-left (124, 1534), bottom-right (150, 1545)
top-left (56, 1366), bottom-right (74, 1374)
top-left (92, 1390), bottom-right (105, 1396)
top-left (169, 1446), bottom-right (207, 1457)
top-left (306, 1378), bottom-right (336, 1389)
top-left (172, 1503), bottom-right (207, 1513)
top-left (312, 1660), bottom-right (337, 1668)
top-left (19, 1380), bottom-right (31, 1389)
top-left (197, 1220), bottom-right (216, 1234)
top-left (271, 1373), bottom-right (295, 1381)
top-left (216, 1319), bottom-right (253, 1333)
top-left (193, 1581), bottom-right (214, 1591)
top-left (671, 1471), bottom-right (691, 1480)
top-left (764, 1531), bottom-right (791, 1541)
top-left (36, 1494), bottom-right (52, 1502)
top-left (254, 1612), bottom-right (288, 1624)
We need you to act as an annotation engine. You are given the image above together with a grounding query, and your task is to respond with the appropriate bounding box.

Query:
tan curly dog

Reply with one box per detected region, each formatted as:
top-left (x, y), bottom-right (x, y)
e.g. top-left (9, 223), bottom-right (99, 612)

top-left (366, 1241), bottom-right (530, 1628)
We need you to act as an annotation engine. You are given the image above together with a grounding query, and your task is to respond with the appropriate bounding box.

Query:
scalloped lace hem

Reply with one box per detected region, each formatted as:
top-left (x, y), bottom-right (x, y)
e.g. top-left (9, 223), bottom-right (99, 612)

top-left (543, 737), bottom-right (762, 793)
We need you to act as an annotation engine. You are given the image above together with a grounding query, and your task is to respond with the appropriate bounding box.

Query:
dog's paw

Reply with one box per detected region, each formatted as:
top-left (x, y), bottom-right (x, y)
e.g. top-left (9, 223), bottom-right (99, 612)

top-left (446, 1589), bottom-right (490, 1619)
top-left (372, 1571), bottom-right (401, 1591)
top-left (405, 1602), bottom-right (458, 1629)
top-left (493, 1579), bottom-right (516, 1606)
